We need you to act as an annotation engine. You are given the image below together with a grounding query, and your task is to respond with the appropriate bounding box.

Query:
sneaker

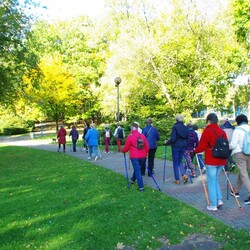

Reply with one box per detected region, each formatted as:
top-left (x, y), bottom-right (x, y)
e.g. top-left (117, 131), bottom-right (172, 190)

top-left (217, 200), bottom-right (224, 208)
top-left (139, 188), bottom-right (144, 192)
top-left (87, 156), bottom-right (91, 160)
top-left (230, 190), bottom-right (240, 198)
top-left (183, 174), bottom-right (188, 183)
top-left (174, 180), bottom-right (180, 185)
top-left (191, 172), bottom-right (196, 178)
top-left (201, 168), bottom-right (206, 174)
top-left (229, 164), bottom-right (235, 171)
top-left (95, 156), bottom-right (98, 161)
top-left (207, 205), bottom-right (218, 211)
top-left (130, 180), bottom-right (136, 184)
top-left (244, 197), bottom-right (250, 205)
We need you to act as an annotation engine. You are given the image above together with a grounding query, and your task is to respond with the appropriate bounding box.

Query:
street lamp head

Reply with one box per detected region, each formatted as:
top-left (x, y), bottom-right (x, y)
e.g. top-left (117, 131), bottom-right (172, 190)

top-left (114, 77), bottom-right (122, 87)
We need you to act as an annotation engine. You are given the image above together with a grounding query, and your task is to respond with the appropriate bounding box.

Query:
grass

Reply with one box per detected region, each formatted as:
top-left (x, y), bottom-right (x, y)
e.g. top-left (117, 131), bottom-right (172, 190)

top-left (1, 146), bottom-right (250, 249)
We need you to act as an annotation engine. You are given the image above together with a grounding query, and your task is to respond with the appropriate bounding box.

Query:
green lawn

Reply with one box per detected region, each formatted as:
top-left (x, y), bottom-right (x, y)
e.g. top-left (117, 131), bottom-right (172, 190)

top-left (1, 146), bottom-right (249, 249)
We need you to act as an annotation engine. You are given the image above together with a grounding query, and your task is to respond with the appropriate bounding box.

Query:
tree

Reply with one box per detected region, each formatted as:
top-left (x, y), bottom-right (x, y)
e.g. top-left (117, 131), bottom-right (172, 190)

top-left (99, 0), bottom-right (247, 120)
top-left (0, 0), bottom-right (38, 104)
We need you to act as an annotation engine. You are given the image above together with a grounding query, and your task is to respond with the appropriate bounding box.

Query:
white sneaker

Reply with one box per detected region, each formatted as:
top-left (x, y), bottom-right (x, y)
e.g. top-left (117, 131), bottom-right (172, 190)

top-left (95, 156), bottom-right (98, 161)
top-left (217, 200), bottom-right (224, 208)
top-left (87, 157), bottom-right (91, 160)
top-left (207, 205), bottom-right (218, 211)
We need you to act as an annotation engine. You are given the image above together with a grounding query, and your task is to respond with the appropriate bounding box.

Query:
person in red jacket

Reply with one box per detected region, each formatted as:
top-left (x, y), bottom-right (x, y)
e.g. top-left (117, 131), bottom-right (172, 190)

top-left (122, 122), bottom-right (149, 191)
top-left (57, 124), bottom-right (67, 153)
top-left (194, 113), bottom-right (227, 211)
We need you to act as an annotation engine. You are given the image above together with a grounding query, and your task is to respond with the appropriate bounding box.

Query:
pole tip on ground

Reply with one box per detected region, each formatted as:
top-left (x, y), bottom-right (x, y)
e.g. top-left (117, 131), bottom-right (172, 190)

top-left (239, 207), bottom-right (243, 212)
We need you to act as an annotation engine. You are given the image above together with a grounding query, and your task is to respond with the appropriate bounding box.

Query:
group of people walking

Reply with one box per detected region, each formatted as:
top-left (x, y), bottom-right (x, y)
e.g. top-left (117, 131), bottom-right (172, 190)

top-left (56, 113), bottom-right (250, 210)
top-left (56, 122), bottom-right (126, 160)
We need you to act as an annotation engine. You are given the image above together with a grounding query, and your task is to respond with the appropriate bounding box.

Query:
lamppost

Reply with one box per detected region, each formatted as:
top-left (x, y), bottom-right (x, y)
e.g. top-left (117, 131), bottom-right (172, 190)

top-left (114, 77), bottom-right (122, 122)
top-left (40, 99), bottom-right (44, 137)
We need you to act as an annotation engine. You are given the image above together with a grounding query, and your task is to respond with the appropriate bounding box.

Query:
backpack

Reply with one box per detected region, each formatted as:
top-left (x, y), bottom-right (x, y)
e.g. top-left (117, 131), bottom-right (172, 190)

top-left (134, 135), bottom-right (145, 149)
top-left (105, 130), bottom-right (110, 138)
top-left (117, 128), bottom-right (124, 139)
top-left (209, 128), bottom-right (230, 159)
top-left (188, 130), bottom-right (198, 148)
top-left (238, 127), bottom-right (250, 156)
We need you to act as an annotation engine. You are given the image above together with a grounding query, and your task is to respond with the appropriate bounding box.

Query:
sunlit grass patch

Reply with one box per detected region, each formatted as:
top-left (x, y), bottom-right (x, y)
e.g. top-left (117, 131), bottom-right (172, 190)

top-left (0, 146), bottom-right (250, 249)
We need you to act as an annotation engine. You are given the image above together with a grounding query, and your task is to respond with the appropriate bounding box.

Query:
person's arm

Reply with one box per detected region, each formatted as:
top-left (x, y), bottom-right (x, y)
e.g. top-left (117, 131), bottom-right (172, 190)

top-left (122, 136), bottom-right (131, 153)
top-left (194, 129), bottom-right (209, 154)
top-left (229, 129), bottom-right (240, 150)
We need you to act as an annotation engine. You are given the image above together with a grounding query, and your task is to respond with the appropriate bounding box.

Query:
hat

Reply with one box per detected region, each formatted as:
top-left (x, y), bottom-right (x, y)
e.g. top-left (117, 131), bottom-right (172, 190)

top-left (131, 122), bottom-right (139, 128)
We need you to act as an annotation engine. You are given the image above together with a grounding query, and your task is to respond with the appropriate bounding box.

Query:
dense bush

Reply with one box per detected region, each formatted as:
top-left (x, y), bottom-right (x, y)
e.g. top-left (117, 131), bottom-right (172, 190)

top-left (3, 127), bottom-right (29, 135)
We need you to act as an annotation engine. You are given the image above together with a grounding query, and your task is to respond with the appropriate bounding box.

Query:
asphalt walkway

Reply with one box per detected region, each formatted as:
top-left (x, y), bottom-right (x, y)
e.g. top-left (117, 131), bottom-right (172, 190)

top-left (1, 135), bottom-right (250, 233)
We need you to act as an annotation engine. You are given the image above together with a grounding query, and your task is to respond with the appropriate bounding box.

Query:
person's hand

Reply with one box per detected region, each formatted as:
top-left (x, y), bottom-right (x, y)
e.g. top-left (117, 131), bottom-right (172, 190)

top-left (164, 139), bottom-right (170, 145)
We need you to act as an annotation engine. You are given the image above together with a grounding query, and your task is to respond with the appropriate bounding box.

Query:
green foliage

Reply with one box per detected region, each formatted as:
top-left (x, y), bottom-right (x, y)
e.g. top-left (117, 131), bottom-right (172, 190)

top-left (0, 0), bottom-right (38, 104)
top-left (231, 0), bottom-right (250, 49)
top-left (1, 146), bottom-right (250, 249)
top-left (3, 127), bottom-right (29, 135)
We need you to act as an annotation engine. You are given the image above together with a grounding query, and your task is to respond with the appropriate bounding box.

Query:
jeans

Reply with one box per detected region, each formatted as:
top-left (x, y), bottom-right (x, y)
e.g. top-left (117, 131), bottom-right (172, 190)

top-left (88, 146), bottom-right (98, 159)
top-left (172, 147), bottom-right (186, 181)
top-left (206, 165), bottom-right (223, 207)
top-left (72, 139), bottom-right (77, 152)
top-left (131, 158), bottom-right (145, 189)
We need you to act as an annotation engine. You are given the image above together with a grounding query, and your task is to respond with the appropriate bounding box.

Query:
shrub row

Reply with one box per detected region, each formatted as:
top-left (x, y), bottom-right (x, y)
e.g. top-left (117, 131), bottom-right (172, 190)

top-left (3, 127), bottom-right (29, 135)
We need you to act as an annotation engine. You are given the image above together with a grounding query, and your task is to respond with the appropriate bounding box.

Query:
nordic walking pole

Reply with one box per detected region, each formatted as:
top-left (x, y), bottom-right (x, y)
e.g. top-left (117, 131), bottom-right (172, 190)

top-left (146, 164), bottom-right (161, 191)
top-left (226, 171), bottom-right (229, 200)
top-left (98, 146), bottom-right (102, 159)
top-left (222, 168), bottom-right (242, 211)
top-left (123, 153), bottom-right (130, 189)
top-left (195, 154), bottom-right (210, 205)
top-left (163, 145), bottom-right (167, 183)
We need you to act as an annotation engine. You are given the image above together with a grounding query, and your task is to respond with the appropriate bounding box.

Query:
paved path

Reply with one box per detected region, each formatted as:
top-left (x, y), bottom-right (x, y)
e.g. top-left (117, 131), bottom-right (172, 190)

top-left (1, 136), bottom-right (250, 233)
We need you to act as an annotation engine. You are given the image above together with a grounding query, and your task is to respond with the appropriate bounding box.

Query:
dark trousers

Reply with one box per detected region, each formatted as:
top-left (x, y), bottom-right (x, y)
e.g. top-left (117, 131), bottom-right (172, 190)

top-left (141, 148), bottom-right (157, 175)
top-left (72, 139), bottom-right (77, 152)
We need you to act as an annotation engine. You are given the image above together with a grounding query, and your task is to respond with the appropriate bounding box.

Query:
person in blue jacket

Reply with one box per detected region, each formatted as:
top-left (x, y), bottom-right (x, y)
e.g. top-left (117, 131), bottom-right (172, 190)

top-left (165, 115), bottom-right (189, 184)
top-left (85, 123), bottom-right (99, 161)
top-left (69, 125), bottom-right (79, 152)
top-left (141, 118), bottom-right (160, 176)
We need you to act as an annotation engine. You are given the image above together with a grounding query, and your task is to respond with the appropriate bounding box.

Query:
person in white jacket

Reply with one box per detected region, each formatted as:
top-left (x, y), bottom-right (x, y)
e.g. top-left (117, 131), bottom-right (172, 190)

top-left (229, 114), bottom-right (250, 205)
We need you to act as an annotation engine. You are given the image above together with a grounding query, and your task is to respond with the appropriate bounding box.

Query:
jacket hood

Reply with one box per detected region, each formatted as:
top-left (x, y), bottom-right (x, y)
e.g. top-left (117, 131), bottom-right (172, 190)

top-left (221, 121), bottom-right (234, 129)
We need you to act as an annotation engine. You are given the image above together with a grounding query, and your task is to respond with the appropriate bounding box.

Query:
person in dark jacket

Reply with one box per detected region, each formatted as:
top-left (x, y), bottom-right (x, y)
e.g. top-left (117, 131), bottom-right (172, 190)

top-left (141, 118), bottom-right (160, 176)
top-left (69, 125), bottom-right (79, 152)
top-left (194, 113), bottom-right (227, 211)
top-left (184, 122), bottom-right (198, 178)
top-left (83, 122), bottom-right (91, 153)
top-left (220, 118), bottom-right (235, 171)
top-left (165, 115), bottom-right (189, 184)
